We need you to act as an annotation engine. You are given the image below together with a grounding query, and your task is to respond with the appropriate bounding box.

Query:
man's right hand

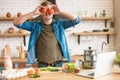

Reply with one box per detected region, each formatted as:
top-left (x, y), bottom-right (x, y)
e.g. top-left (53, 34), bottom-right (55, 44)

top-left (13, 6), bottom-right (42, 25)
top-left (33, 6), bottom-right (41, 15)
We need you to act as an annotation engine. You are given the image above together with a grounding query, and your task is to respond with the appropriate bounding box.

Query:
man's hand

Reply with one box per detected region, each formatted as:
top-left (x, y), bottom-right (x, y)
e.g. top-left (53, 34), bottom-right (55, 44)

top-left (52, 5), bottom-right (60, 14)
top-left (33, 6), bottom-right (41, 15)
top-left (52, 5), bottom-right (77, 21)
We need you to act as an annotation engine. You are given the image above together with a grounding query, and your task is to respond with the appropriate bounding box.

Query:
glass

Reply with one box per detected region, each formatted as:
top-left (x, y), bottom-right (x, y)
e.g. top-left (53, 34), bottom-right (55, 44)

top-left (0, 71), bottom-right (6, 80)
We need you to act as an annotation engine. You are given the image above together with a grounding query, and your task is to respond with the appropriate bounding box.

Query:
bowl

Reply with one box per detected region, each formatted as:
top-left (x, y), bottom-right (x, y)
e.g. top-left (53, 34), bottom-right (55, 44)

top-left (103, 29), bottom-right (109, 32)
top-left (92, 30), bottom-right (102, 32)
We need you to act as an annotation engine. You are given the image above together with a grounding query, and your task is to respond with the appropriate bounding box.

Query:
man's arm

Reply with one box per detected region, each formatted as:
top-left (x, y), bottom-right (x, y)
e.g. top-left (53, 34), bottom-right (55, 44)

top-left (53, 5), bottom-right (77, 21)
top-left (53, 5), bottom-right (80, 29)
top-left (13, 6), bottom-right (41, 25)
top-left (59, 11), bottom-right (77, 21)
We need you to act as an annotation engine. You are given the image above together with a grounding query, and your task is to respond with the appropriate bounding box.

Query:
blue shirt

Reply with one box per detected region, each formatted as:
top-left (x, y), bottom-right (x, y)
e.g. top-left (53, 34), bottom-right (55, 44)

top-left (15, 16), bottom-right (81, 64)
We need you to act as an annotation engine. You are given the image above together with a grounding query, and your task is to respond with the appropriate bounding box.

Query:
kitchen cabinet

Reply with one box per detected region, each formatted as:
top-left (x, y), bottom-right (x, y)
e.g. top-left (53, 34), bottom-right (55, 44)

top-left (73, 17), bottom-right (115, 44)
top-left (0, 17), bottom-right (30, 46)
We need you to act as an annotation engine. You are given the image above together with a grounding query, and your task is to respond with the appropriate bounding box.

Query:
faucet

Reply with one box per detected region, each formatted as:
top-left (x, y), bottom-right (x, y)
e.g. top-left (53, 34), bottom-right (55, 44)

top-left (101, 42), bottom-right (107, 52)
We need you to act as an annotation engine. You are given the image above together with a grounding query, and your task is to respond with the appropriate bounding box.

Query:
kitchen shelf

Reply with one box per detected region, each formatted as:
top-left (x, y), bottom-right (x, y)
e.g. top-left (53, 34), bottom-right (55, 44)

top-left (73, 31), bottom-right (115, 35)
top-left (81, 17), bottom-right (113, 28)
top-left (0, 33), bottom-right (30, 46)
top-left (73, 31), bottom-right (116, 44)
top-left (0, 17), bottom-right (16, 21)
top-left (0, 57), bottom-right (27, 63)
top-left (0, 17), bottom-right (33, 21)
top-left (81, 17), bottom-right (113, 20)
top-left (0, 17), bottom-right (31, 46)
top-left (0, 33), bottom-right (30, 37)
top-left (0, 16), bottom-right (112, 20)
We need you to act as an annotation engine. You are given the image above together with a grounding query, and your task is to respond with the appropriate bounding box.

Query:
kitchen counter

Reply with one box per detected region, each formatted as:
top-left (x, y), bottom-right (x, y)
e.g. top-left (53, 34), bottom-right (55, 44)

top-left (0, 55), bottom-right (82, 68)
top-left (1, 55), bottom-right (120, 80)
top-left (0, 57), bottom-right (27, 63)
top-left (16, 71), bottom-right (120, 80)
top-left (0, 58), bottom-right (28, 68)
top-left (0, 54), bottom-right (82, 63)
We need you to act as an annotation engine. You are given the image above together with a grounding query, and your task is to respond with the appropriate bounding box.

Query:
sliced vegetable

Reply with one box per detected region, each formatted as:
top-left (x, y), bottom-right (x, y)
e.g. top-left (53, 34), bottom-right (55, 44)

top-left (30, 74), bottom-right (40, 78)
top-left (39, 66), bottom-right (60, 72)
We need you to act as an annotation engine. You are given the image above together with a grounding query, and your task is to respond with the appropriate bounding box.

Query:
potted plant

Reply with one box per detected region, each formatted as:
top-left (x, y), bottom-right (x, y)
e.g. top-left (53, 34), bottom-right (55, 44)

top-left (114, 52), bottom-right (120, 67)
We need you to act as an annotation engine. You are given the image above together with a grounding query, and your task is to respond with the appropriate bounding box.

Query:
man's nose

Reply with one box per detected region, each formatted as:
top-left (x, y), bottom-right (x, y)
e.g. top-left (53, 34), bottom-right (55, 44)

top-left (46, 12), bottom-right (49, 15)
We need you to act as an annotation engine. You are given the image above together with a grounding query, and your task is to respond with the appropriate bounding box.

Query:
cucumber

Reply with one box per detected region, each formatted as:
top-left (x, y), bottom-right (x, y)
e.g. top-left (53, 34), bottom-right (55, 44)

top-left (30, 74), bottom-right (40, 78)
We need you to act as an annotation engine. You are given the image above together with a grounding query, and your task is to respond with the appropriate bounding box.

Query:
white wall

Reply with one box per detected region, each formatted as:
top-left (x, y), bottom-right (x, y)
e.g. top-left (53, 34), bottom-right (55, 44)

top-left (0, 0), bottom-right (114, 57)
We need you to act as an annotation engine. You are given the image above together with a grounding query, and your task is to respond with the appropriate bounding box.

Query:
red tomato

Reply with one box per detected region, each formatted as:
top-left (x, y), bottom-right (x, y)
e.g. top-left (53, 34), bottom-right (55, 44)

top-left (74, 68), bottom-right (80, 73)
top-left (64, 65), bottom-right (68, 70)
top-left (47, 8), bottom-right (54, 15)
top-left (40, 7), bottom-right (47, 14)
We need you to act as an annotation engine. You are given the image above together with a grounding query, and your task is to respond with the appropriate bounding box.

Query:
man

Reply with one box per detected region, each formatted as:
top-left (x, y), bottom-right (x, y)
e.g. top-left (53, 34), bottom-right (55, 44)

top-left (13, 1), bottom-right (81, 67)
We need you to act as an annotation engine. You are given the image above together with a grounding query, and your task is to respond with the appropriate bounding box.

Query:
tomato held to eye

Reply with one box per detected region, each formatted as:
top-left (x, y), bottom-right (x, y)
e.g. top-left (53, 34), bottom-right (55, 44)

top-left (47, 8), bottom-right (54, 15)
top-left (40, 7), bottom-right (47, 14)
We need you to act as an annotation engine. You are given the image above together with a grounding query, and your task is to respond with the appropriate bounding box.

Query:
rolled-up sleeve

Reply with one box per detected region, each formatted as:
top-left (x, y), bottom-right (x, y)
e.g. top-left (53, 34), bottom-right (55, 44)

top-left (14, 21), bottom-right (34, 31)
top-left (61, 16), bottom-right (81, 29)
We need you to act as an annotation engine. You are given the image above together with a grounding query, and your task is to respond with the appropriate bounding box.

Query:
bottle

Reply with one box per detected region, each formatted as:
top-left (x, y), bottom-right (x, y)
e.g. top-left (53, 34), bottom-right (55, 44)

top-left (94, 12), bottom-right (97, 17)
top-left (102, 10), bottom-right (106, 17)
top-left (19, 43), bottom-right (25, 59)
top-left (19, 52), bottom-right (25, 59)
top-left (75, 60), bottom-right (80, 69)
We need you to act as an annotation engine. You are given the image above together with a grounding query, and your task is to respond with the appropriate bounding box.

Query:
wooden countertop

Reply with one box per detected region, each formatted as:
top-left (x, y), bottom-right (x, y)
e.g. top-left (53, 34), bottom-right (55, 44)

top-left (16, 71), bottom-right (120, 80)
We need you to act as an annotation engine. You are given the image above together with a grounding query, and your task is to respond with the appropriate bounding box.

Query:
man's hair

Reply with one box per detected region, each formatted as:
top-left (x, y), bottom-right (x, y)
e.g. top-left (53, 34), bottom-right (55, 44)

top-left (41, 1), bottom-right (52, 6)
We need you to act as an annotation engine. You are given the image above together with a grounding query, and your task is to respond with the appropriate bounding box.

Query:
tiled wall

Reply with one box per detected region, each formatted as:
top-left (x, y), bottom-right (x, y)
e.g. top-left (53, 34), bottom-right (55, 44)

top-left (0, 0), bottom-right (114, 57)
